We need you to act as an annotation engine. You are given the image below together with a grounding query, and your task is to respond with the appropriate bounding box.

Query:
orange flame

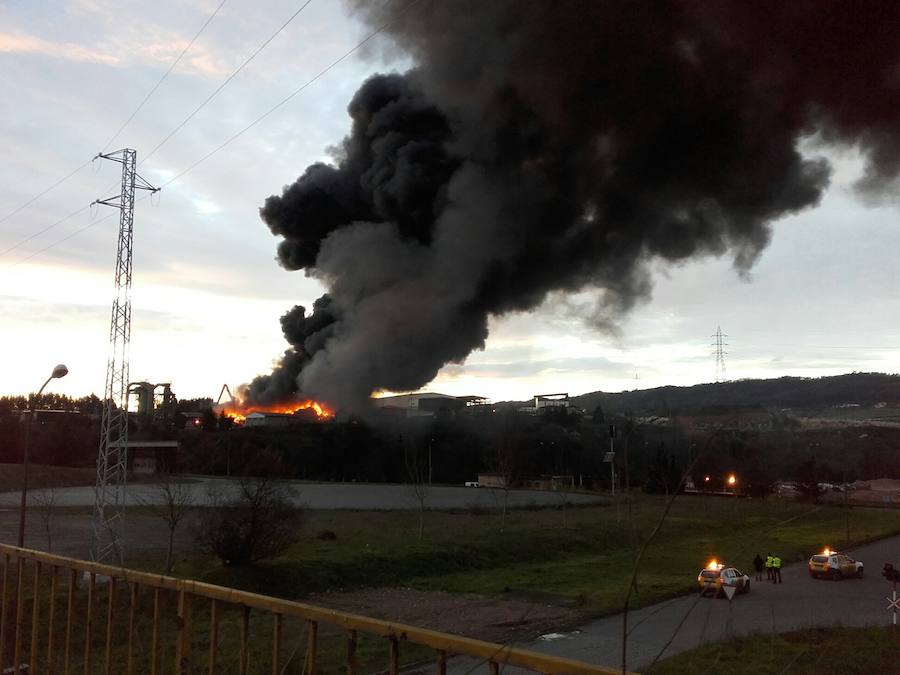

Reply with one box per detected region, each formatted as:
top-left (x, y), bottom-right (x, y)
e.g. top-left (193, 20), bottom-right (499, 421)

top-left (219, 398), bottom-right (334, 424)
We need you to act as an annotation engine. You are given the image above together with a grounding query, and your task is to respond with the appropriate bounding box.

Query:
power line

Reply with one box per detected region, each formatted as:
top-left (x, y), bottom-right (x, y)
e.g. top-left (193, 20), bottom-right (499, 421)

top-left (0, 159), bottom-right (92, 229)
top-left (158, 0), bottom-right (423, 190)
top-left (0, 1), bottom-right (227, 233)
top-left (139, 0), bottom-right (314, 167)
top-left (3, 0), bottom-right (423, 268)
top-left (102, 0), bottom-right (228, 153)
top-left (4, 209), bottom-right (118, 269)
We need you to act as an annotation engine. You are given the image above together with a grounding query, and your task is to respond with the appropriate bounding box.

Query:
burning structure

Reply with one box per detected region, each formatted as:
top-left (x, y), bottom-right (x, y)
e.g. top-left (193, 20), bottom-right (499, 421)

top-left (218, 395), bottom-right (333, 425)
top-left (242, 1), bottom-right (900, 414)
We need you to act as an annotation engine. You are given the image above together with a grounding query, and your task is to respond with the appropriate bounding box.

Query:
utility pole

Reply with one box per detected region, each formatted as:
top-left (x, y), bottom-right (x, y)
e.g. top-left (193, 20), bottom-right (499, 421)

top-left (712, 326), bottom-right (728, 383)
top-left (91, 149), bottom-right (158, 563)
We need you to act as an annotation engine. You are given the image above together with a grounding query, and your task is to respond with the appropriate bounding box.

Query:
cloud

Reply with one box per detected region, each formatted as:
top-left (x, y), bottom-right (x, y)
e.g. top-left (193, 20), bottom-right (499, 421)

top-left (0, 32), bottom-right (120, 66)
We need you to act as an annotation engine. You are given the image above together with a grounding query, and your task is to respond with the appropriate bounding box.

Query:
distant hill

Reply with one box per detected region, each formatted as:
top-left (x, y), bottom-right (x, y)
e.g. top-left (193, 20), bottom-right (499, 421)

top-left (570, 372), bottom-right (900, 416)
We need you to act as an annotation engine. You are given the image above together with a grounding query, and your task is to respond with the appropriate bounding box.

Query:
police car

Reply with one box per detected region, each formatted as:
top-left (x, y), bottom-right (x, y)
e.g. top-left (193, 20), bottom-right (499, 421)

top-left (808, 548), bottom-right (864, 580)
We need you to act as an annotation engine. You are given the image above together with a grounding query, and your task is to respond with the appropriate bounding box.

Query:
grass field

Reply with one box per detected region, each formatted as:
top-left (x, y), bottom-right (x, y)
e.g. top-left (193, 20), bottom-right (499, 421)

top-left (188, 495), bottom-right (900, 619)
top-left (648, 626), bottom-right (900, 674)
top-left (0, 463), bottom-right (96, 493)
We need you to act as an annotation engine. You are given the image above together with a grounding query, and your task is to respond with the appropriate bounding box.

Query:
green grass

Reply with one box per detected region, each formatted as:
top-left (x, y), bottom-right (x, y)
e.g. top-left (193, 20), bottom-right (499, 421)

top-left (182, 496), bottom-right (900, 619)
top-left (0, 463), bottom-right (96, 492)
top-left (647, 626), bottom-right (900, 674)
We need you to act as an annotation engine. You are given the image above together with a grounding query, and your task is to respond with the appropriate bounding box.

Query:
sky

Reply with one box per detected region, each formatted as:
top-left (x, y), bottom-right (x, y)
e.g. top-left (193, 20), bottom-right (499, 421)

top-left (1, 0), bottom-right (899, 404)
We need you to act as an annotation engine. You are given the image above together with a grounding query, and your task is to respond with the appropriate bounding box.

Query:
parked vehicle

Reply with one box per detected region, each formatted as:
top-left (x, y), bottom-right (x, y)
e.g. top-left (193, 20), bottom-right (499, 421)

top-left (808, 548), bottom-right (864, 579)
top-left (697, 561), bottom-right (751, 597)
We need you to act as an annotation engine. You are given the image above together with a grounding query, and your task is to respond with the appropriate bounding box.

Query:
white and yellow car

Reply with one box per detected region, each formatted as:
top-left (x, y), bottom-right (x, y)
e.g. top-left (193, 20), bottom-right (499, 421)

top-left (697, 560), bottom-right (751, 597)
top-left (808, 548), bottom-right (864, 580)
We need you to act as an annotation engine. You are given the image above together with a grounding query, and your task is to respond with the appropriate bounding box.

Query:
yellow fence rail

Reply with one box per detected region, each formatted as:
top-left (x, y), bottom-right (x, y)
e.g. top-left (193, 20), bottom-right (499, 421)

top-left (0, 544), bottom-right (628, 675)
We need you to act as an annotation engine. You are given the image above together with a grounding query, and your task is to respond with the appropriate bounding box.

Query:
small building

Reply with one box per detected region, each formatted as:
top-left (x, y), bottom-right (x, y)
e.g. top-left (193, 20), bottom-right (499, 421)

top-left (121, 440), bottom-right (180, 475)
top-left (244, 412), bottom-right (293, 428)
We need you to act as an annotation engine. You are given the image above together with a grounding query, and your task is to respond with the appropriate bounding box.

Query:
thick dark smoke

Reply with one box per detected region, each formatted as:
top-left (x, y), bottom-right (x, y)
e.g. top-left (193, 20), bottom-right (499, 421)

top-left (239, 295), bottom-right (336, 405)
top-left (249, 1), bottom-right (900, 410)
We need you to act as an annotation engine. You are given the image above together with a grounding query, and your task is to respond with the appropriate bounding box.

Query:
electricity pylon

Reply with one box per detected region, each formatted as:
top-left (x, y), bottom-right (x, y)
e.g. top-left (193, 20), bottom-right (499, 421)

top-left (712, 325), bottom-right (728, 383)
top-left (91, 149), bottom-right (158, 563)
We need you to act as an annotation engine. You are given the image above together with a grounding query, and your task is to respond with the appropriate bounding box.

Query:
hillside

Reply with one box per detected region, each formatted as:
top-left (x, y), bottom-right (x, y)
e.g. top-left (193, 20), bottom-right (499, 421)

top-left (571, 372), bottom-right (900, 416)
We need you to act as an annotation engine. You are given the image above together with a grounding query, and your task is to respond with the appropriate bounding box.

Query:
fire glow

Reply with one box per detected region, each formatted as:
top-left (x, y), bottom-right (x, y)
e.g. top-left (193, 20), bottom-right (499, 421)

top-left (220, 399), bottom-right (334, 424)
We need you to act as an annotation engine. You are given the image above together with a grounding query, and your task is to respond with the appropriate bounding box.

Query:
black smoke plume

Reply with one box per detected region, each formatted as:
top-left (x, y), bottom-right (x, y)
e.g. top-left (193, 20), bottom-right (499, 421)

top-left (249, 1), bottom-right (900, 410)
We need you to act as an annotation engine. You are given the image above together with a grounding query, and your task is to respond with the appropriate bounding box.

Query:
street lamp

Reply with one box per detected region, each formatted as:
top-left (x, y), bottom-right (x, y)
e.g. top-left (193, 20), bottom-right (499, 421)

top-left (18, 364), bottom-right (68, 548)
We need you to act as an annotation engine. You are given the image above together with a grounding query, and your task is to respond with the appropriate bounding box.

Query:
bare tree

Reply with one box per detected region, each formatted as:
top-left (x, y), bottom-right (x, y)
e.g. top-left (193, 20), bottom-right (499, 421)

top-left (137, 478), bottom-right (196, 573)
top-left (198, 450), bottom-right (303, 566)
top-left (32, 487), bottom-right (56, 552)
top-left (494, 436), bottom-right (518, 530)
top-left (404, 438), bottom-right (429, 540)
top-left (554, 476), bottom-right (575, 529)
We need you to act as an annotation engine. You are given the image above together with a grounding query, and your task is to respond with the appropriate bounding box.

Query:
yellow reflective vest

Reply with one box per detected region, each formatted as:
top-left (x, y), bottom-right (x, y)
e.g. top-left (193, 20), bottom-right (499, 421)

top-left (773, 556), bottom-right (782, 569)
top-left (766, 556), bottom-right (773, 568)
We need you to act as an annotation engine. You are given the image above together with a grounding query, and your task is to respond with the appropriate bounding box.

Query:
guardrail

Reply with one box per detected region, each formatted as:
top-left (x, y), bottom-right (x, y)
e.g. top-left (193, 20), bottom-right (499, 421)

top-left (0, 544), bottom-right (627, 674)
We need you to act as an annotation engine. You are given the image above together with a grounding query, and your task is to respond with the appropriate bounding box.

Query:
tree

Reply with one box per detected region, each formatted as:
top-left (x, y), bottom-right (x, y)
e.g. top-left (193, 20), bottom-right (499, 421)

top-left (201, 408), bottom-right (217, 432)
top-left (32, 487), bottom-right (56, 552)
top-left (494, 432), bottom-right (519, 530)
top-left (198, 450), bottom-right (302, 566)
top-left (137, 479), bottom-right (196, 573)
top-left (403, 435), bottom-right (429, 540)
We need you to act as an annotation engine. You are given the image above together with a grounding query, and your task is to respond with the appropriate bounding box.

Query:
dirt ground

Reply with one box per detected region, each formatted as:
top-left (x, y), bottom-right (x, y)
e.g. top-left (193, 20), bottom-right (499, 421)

top-left (307, 587), bottom-right (579, 644)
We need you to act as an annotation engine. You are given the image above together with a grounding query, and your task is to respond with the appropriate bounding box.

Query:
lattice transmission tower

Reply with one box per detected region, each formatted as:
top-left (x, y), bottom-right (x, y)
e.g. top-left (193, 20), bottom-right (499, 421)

top-left (91, 149), bottom-right (158, 563)
top-left (712, 325), bottom-right (728, 383)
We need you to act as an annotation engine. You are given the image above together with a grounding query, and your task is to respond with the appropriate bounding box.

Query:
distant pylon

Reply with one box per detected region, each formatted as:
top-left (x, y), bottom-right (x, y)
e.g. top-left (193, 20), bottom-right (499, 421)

top-left (712, 326), bottom-right (728, 383)
top-left (90, 149), bottom-right (158, 564)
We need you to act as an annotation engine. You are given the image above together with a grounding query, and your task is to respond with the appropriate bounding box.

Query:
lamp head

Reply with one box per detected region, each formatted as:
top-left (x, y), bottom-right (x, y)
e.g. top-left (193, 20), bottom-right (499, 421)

top-left (51, 364), bottom-right (68, 379)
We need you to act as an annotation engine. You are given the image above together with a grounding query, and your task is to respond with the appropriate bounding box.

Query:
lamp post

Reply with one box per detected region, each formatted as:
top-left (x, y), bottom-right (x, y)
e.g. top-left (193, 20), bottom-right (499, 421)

top-left (18, 364), bottom-right (68, 548)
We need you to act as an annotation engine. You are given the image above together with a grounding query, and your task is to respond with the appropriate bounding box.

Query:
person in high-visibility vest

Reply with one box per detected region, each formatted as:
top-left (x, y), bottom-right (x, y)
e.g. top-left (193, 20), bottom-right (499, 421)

top-left (765, 553), bottom-right (774, 581)
top-left (772, 554), bottom-right (782, 583)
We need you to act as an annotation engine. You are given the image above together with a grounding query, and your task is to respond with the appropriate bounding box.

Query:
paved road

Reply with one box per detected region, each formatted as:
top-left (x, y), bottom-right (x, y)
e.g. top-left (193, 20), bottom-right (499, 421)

top-left (0, 478), bottom-right (602, 511)
top-left (444, 533), bottom-right (900, 673)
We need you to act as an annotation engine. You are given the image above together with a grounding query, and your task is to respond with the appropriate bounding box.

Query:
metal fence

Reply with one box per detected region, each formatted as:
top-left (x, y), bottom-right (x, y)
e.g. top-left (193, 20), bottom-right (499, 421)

top-left (0, 544), bottom-right (626, 675)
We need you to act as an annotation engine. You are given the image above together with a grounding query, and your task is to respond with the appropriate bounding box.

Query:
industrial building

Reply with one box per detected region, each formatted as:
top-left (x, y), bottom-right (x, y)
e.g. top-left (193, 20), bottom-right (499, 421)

top-left (373, 392), bottom-right (490, 418)
top-left (519, 393), bottom-right (578, 414)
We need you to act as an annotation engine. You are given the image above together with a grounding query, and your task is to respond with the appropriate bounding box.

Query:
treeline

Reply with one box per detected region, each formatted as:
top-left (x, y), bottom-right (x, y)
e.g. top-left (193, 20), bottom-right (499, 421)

top-left (573, 372), bottom-right (900, 416)
top-left (0, 394), bottom-right (103, 415)
top-left (3, 393), bottom-right (900, 494)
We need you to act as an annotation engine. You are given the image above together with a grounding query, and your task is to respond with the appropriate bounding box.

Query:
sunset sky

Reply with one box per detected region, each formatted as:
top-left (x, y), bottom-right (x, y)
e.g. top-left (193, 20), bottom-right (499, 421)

top-left (2, 0), bottom-right (899, 404)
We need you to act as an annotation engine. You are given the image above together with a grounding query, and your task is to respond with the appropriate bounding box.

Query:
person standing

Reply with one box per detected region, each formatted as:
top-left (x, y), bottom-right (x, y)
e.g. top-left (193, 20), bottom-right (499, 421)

top-left (773, 554), bottom-right (783, 583)
top-left (766, 553), bottom-right (774, 581)
top-left (753, 553), bottom-right (764, 581)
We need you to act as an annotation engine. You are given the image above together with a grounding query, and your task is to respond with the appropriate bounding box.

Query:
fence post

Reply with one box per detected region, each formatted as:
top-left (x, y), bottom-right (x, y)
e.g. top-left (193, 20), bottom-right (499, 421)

top-left (83, 572), bottom-right (95, 675)
top-left (126, 582), bottom-right (138, 675)
top-left (0, 553), bottom-right (8, 673)
top-left (30, 562), bottom-right (41, 672)
top-left (346, 630), bottom-right (357, 675)
top-left (207, 599), bottom-right (218, 675)
top-left (13, 558), bottom-right (24, 674)
top-left (175, 589), bottom-right (194, 675)
top-left (388, 635), bottom-right (399, 675)
top-left (104, 578), bottom-right (116, 675)
top-left (307, 620), bottom-right (318, 675)
top-left (47, 565), bottom-right (58, 675)
top-left (63, 569), bottom-right (76, 675)
top-left (271, 613), bottom-right (282, 675)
